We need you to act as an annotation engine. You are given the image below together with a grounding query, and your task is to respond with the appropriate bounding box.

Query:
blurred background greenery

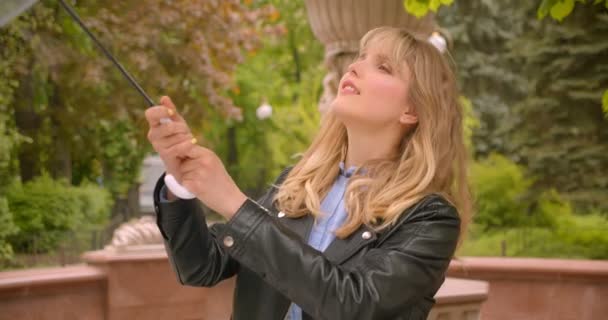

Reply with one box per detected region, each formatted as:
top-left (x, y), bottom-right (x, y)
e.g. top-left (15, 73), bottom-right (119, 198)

top-left (0, 0), bottom-right (606, 269)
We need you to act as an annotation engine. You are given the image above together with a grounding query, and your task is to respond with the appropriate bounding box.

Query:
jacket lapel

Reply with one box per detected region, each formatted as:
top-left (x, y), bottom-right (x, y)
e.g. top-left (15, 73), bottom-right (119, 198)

top-left (266, 168), bottom-right (441, 269)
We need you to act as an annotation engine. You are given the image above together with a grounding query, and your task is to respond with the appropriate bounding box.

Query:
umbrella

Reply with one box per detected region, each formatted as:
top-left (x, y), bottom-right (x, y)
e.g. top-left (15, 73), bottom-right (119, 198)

top-left (1, 0), bottom-right (195, 199)
top-left (0, 0), bottom-right (38, 27)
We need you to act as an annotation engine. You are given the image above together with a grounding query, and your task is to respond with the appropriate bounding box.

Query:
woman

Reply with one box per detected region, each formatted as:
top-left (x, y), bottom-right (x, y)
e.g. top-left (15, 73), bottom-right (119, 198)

top-left (145, 26), bottom-right (472, 320)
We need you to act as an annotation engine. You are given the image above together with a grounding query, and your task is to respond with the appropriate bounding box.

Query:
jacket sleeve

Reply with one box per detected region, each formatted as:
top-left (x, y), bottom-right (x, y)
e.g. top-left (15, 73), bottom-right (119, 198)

top-left (153, 168), bottom-right (292, 287)
top-left (154, 172), bottom-right (241, 287)
top-left (216, 196), bottom-right (461, 320)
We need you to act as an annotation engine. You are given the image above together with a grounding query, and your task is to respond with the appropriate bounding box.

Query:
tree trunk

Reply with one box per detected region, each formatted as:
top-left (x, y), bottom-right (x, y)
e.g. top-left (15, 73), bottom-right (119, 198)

top-left (127, 182), bottom-right (141, 218)
top-left (48, 88), bottom-right (72, 181)
top-left (14, 69), bottom-right (41, 183)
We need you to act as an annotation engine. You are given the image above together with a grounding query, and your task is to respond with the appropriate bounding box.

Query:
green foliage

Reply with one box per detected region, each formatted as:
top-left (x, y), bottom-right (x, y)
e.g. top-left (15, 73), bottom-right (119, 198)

top-left (6, 173), bottom-right (112, 253)
top-left (71, 182), bottom-right (115, 227)
top-left (538, 0), bottom-right (578, 21)
top-left (0, 15), bottom-right (24, 264)
top-left (470, 153), bottom-right (533, 229)
top-left (461, 96), bottom-right (479, 152)
top-left (202, 0), bottom-right (324, 197)
top-left (536, 0), bottom-right (608, 130)
top-left (0, 0), bottom-right (278, 222)
top-left (470, 153), bottom-right (573, 230)
top-left (0, 198), bottom-right (18, 263)
top-left (266, 65), bottom-right (323, 176)
top-left (464, 153), bottom-right (607, 259)
top-left (459, 213), bottom-right (608, 259)
top-left (403, 0), bottom-right (454, 17)
top-left (538, 0), bottom-right (608, 21)
top-left (439, 1), bottom-right (608, 210)
top-left (555, 212), bottom-right (608, 259)
top-left (95, 119), bottom-right (146, 197)
top-left (534, 188), bottom-right (575, 225)
top-left (603, 89), bottom-right (608, 118)
top-left (0, 113), bottom-right (18, 197)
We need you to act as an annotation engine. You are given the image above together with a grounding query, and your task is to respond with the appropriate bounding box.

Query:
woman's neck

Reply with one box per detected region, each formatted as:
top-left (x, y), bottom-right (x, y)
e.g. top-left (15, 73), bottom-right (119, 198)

top-left (343, 126), bottom-right (402, 169)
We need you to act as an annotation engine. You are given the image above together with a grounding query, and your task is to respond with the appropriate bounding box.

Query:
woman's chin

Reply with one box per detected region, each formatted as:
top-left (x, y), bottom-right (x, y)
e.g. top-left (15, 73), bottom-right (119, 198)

top-left (330, 98), bottom-right (356, 118)
top-left (330, 103), bottom-right (365, 128)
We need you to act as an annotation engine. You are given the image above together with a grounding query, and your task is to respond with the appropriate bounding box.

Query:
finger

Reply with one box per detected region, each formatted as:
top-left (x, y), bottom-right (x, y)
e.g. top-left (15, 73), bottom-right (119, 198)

top-left (165, 137), bottom-right (198, 158)
top-left (160, 96), bottom-right (187, 124)
top-left (160, 96), bottom-right (176, 110)
top-left (145, 106), bottom-right (175, 127)
top-left (157, 133), bottom-right (194, 150)
top-left (148, 121), bottom-right (191, 141)
top-left (185, 145), bottom-right (211, 159)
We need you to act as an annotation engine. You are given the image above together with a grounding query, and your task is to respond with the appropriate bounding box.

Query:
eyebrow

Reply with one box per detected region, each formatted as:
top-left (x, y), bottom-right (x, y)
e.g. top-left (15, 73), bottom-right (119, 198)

top-left (376, 53), bottom-right (389, 61)
top-left (375, 53), bottom-right (391, 65)
top-left (359, 51), bottom-right (391, 63)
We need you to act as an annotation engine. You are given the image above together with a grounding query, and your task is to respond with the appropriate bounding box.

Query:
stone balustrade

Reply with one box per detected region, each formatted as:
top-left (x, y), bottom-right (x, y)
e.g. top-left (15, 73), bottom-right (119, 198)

top-left (447, 257), bottom-right (608, 320)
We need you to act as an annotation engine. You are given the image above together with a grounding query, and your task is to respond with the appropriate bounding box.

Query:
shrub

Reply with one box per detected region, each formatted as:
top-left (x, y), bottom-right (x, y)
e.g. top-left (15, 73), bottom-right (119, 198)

top-left (458, 212), bottom-right (608, 259)
top-left (555, 213), bottom-right (608, 260)
top-left (0, 197), bottom-right (18, 262)
top-left (6, 174), bottom-right (112, 253)
top-left (470, 153), bottom-right (533, 229)
top-left (470, 153), bottom-right (569, 230)
top-left (0, 113), bottom-right (19, 263)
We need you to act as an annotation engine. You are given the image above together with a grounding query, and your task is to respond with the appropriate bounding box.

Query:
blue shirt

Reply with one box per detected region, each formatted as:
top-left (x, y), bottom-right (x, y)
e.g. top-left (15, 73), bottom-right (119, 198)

top-left (285, 161), bottom-right (357, 320)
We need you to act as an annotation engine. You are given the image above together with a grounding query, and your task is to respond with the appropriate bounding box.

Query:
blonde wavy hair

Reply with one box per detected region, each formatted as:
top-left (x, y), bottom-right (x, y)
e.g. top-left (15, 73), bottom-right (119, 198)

top-left (274, 27), bottom-right (472, 242)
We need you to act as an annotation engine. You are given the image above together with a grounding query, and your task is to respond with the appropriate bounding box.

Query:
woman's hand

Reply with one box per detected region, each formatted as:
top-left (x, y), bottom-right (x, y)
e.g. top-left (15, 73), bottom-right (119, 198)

top-left (145, 96), bottom-right (247, 218)
top-left (145, 96), bottom-right (196, 185)
top-left (179, 146), bottom-right (248, 220)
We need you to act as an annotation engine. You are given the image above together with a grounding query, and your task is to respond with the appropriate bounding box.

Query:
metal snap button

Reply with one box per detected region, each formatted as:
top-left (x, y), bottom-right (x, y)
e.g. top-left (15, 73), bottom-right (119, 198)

top-left (277, 211), bottom-right (286, 218)
top-left (362, 231), bottom-right (372, 239)
top-left (223, 236), bottom-right (235, 247)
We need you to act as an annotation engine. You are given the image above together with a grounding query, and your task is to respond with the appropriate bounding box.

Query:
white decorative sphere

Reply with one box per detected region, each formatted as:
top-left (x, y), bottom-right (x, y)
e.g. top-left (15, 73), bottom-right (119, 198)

top-left (256, 102), bottom-right (273, 120)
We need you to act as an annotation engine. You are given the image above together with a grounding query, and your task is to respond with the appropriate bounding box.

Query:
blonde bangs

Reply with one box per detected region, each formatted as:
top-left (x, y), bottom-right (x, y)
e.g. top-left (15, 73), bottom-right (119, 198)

top-left (359, 28), bottom-right (418, 82)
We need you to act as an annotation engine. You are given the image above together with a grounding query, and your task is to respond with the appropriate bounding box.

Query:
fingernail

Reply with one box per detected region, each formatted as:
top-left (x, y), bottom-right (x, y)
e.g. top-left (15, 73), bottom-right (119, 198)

top-left (167, 108), bottom-right (174, 116)
top-left (191, 138), bottom-right (197, 145)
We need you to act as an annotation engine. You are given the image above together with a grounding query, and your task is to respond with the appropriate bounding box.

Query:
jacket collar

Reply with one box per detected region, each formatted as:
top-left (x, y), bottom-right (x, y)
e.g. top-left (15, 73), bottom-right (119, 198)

top-left (269, 193), bottom-right (442, 265)
top-left (266, 166), bottom-right (436, 265)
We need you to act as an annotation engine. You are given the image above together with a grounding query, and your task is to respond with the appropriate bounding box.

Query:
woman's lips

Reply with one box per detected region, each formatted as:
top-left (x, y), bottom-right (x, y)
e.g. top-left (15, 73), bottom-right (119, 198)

top-left (340, 79), bottom-right (360, 95)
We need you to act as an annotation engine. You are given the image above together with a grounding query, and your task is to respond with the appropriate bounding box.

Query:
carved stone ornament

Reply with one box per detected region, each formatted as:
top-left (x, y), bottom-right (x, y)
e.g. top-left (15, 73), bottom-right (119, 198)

top-left (104, 215), bottom-right (163, 252)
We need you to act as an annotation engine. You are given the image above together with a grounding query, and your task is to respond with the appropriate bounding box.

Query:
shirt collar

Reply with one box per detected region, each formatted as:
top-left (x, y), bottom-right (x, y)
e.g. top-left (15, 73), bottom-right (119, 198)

top-left (338, 161), bottom-right (359, 178)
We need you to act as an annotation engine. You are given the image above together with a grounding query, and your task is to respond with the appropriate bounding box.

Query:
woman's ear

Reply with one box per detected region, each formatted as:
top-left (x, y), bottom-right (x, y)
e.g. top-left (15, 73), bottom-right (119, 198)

top-left (399, 110), bottom-right (418, 125)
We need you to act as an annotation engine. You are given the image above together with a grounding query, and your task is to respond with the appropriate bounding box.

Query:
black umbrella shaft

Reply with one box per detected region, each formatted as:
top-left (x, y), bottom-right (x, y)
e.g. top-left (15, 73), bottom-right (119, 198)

top-left (58, 0), bottom-right (155, 107)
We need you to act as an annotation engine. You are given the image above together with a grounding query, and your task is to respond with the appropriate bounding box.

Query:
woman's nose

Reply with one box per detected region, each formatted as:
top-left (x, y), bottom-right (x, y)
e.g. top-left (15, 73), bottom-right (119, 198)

top-left (346, 62), bottom-right (359, 77)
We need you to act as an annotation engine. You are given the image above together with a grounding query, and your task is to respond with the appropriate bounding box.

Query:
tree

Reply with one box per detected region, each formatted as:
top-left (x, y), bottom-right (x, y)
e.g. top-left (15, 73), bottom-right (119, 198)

top-left (0, 0), bottom-right (280, 220)
top-left (204, 0), bottom-right (324, 198)
top-left (438, 1), bottom-right (608, 209)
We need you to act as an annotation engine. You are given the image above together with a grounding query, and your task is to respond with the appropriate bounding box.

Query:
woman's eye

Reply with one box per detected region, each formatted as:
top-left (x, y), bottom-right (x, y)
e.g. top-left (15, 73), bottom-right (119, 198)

top-left (379, 64), bottom-right (391, 73)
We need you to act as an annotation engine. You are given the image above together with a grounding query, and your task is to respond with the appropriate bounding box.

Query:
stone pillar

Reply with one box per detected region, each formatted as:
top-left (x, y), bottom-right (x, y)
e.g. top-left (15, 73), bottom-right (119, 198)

top-left (82, 246), bottom-right (235, 320)
top-left (304, 0), bottom-right (438, 113)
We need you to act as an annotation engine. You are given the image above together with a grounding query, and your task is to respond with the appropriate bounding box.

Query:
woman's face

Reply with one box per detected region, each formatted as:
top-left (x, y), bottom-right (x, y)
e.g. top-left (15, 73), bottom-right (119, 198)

top-left (330, 42), bottom-right (415, 131)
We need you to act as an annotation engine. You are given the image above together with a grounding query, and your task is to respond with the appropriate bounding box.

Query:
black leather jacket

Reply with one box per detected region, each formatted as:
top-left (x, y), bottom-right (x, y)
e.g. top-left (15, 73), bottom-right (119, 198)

top-left (154, 167), bottom-right (461, 320)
